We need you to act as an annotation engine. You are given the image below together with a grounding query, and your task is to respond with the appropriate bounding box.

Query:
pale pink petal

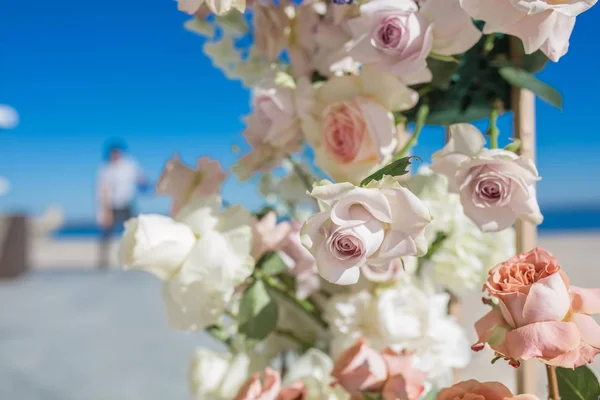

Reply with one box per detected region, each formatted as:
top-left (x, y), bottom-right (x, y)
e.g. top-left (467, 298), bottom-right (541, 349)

top-left (357, 99), bottom-right (397, 161)
top-left (459, 0), bottom-right (525, 33)
top-left (522, 274), bottom-right (571, 324)
top-left (571, 313), bottom-right (600, 349)
top-left (420, 0), bottom-right (482, 55)
top-left (504, 321), bottom-right (581, 360)
top-left (330, 188), bottom-right (393, 226)
top-left (570, 286), bottom-right (600, 315)
top-left (506, 10), bottom-right (557, 54)
top-left (300, 212), bottom-right (330, 250)
top-left (460, 191), bottom-right (516, 232)
top-left (384, 186), bottom-right (432, 235)
top-left (315, 243), bottom-right (362, 285)
top-left (539, 14), bottom-right (576, 62)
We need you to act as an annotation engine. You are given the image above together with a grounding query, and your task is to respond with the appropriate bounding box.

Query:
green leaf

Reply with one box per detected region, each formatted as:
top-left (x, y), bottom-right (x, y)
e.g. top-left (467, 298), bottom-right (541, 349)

top-left (521, 50), bottom-right (549, 74)
top-left (499, 66), bottom-right (562, 109)
top-left (257, 251), bottom-right (287, 276)
top-left (360, 156), bottom-right (419, 187)
top-left (421, 390), bottom-right (438, 400)
top-left (557, 366), bottom-right (600, 400)
top-left (429, 52), bottom-right (460, 64)
top-left (238, 279), bottom-right (279, 344)
top-left (427, 57), bottom-right (461, 89)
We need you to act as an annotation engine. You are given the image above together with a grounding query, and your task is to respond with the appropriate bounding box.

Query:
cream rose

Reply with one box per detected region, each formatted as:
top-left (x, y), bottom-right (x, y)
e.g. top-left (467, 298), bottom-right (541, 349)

top-left (301, 176), bottom-right (431, 285)
top-left (177, 0), bottom-right (246, 16)
top-left (189, 349), bottom-right (250, 399)
top-left (431, 123), bottom-right (543, 232)
top-left (301, 66), bottom-right (418, 184)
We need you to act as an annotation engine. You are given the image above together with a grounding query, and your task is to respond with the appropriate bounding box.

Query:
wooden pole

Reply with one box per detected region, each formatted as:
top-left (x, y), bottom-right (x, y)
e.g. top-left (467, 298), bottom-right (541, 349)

top-left (511, 38), bottom-right (538, 395)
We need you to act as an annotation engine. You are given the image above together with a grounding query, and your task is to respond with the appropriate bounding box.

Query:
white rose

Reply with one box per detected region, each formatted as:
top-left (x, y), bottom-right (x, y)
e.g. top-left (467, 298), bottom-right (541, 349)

top-left (189, 348), bottom-right (250, 399)
top-left (431, 123), bottom-right (543, 232)
top-left (325, 282), bottom-right (471, 388)
top-left (283, 349), bottom-right (350, 400)
top-left (121, 196), bottom-right (253, 331)
top-left (163, 201), bottom-right (253, 330)
top-left (406, 168), bottom-right (516, 296)
top-left (120, 214), bottom-right (196, 280)
top-left (302, 176), bottom-right (431, 285)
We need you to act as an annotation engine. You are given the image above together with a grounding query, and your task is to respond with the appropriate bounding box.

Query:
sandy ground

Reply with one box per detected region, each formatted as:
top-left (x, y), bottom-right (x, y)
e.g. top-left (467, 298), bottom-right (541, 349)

top-left (0, 233), bottom-right (599, 399)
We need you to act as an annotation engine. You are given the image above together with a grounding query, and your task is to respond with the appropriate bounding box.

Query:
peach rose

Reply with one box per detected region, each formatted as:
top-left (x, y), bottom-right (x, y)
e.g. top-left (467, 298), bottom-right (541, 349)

top-left (381, 349), bottom-right (427, 400)
top-left (473, 248), bottom-right (600, 368)
top-left (235, 367), bottom-right (281, 400)
top-left (156, 155), bottom-right (226, 216)
top-left (276, 381), bottom-right (306, 400)
top-left (436, 380), bottom-right (539, 400)
top-left (332, 339), bottom-right (428, 400)
top-left (331, 338), bottom-right (388, 396)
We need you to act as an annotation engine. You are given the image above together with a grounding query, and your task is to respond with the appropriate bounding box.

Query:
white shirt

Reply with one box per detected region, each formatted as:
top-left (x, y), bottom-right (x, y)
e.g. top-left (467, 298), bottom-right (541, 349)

top-left (97, 157), bottom-right (141, 209)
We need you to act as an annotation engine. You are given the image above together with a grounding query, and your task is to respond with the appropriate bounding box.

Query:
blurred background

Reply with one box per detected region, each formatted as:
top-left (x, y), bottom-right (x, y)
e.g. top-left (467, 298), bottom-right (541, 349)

top-left (1, 1), bottom-right (599, 399)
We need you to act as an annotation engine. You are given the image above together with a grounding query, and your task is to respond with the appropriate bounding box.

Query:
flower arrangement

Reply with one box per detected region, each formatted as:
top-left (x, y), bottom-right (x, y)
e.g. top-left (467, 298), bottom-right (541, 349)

top-left (120, 0), bottom-right (600, 398)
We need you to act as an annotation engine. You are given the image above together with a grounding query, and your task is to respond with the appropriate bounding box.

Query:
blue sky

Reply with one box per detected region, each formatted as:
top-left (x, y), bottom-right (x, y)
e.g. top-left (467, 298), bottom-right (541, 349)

top-left (1, 0), bottom-right (599, 221)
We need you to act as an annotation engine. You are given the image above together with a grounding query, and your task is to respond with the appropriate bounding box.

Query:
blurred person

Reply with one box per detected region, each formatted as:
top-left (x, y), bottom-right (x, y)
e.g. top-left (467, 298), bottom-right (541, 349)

top-left (96, 139), bottom-right (147, 269)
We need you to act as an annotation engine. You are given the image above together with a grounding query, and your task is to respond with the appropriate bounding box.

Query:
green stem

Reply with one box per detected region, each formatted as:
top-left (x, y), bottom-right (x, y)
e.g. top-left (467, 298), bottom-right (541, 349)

top-left (286, 155), bottom-right (314, 192)
top-left (395, 104), bottom-right (429, 160)
top-left (488, 106), bottom-right (500, 149)
top-left (206, 325), bottom-right (233, 348)
top-left (482, 34), bottom-right (496, 56)
top-left (260, 273), bottom-right (328, 329)
top-left (275, 328), bottom-right (313, 349)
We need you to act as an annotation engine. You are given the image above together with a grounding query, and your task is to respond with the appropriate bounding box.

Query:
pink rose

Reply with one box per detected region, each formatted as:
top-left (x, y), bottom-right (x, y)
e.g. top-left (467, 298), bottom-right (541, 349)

top-left (301, 177), bottom-right (431, 285)
top-left (473, 248), bottom-right (600, 369)
top-left (436, 380), bottom-right (540, 400)
top-left (347, 0), bottom-right (481, 84)
top-left (235, 368), bottom-right (281, 400)
top-left (254, 1), bottom-right (289, 62)
top-left (331, 338), bottom-right (388, 396)
top-left (288, 3), bottom-right (320, 78)
top-left (380, 349), bottom-right (427, 400)
top-left (276, 381), bottom-right (306, 400)
top-left (431, 123), bottom-right (542, 232)
top-left (252, 211), bottom-right (291, 260)
top-left (347, 0), bottom-right (434, 85)
top-left (460, 0), bottom-right (594, 61)
top-left (235, 78), bottom-right (304, 181)
top-left (313, 12), bottom-right (359, 77)
top-left (280, 220), bottom-right (320, 300)
top-left (156, 155), bottom-right (226, 216)
top-left (362, 258), bottom-right (404, 283)
top-left (301, 65), bottom-right (417, 184)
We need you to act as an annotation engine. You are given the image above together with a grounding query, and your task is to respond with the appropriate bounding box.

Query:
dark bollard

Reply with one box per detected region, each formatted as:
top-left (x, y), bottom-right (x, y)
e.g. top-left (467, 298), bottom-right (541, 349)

top-left (0, 214), bottom-right (29, 279)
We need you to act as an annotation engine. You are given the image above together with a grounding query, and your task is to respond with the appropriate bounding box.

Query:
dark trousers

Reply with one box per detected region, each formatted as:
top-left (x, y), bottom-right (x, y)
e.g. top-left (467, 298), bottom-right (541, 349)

top-left (98, 206), bottom-right (132, 269)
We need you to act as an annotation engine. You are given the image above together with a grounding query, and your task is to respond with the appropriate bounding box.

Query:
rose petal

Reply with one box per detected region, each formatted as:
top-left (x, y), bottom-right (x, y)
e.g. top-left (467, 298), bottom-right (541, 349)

top-left (504, 321), bottom-right (581, 360)
top-left (522, 273), bottom-right (571, 324)
top-left (330, 188), bottom-right (393, 226)
top-left (571, 313), bottom-right (600, 349)
top-left (570, 286), bottom-right (600, 315)
top-left (315, 242), bottom-right (362, 285)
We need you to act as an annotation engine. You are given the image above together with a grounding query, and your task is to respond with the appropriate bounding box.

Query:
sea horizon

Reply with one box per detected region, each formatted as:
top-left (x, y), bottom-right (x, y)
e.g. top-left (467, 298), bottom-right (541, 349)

top-left (52, 205), bottom-right (600, 239)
